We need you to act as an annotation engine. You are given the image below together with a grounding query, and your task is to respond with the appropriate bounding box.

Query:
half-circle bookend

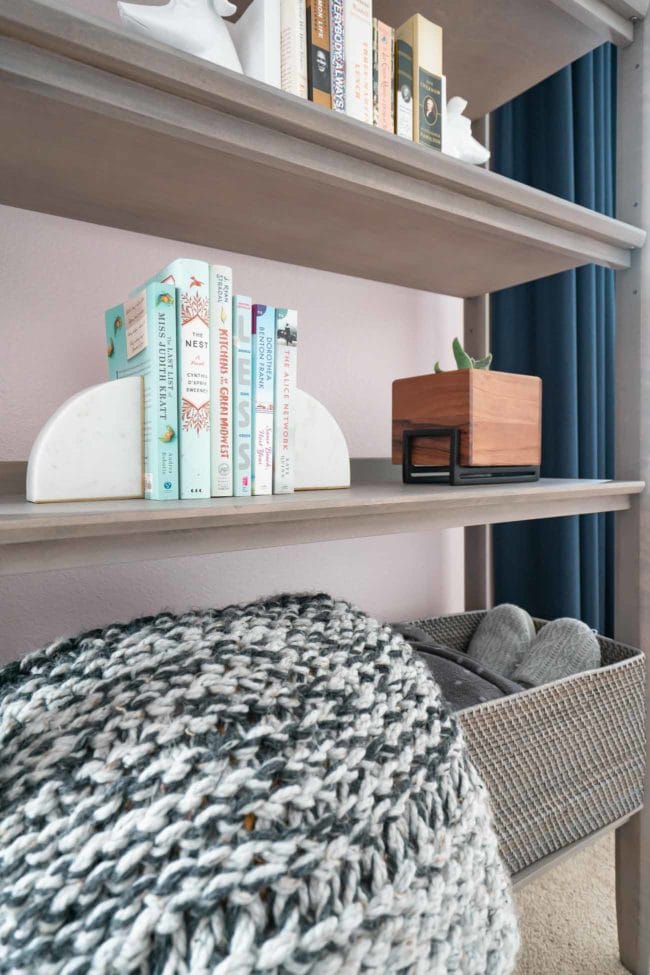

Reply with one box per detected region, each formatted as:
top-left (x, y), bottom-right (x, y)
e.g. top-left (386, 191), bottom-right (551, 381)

top-left (26, 377), bottom-right (144, 503)
top-left (295, 389), bottom-right (350, 490)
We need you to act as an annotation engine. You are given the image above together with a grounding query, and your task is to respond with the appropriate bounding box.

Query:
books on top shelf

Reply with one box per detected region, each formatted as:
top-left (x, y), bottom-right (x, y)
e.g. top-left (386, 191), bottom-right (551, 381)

top-left (329, 0), bottom-right (345, 113)
top-left (344, 0), bottom-right (372, 125)
top-left (373, 18), bottom-right (394, 133)
top-left (395, 13), bottom-right (444, 149)
top-left (104, 261), bottom-right (298, 502)
top-left (105, 281), bottom-right (179, 501)
top-left (281, 0), bottom-right (308, 98)
top-left (228, 0), bottom-right (282, 90)
top-left (306, 0), bottom-right (331, 108)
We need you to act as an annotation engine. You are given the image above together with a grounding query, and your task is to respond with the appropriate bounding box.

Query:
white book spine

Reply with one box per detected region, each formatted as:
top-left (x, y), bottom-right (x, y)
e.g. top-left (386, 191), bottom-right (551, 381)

top-left (229, 0), bottom-right (281, 89)
top-left (343, 0), bottom-right (372, 124)
top-left (209, 265), bottom-right (233, 497)
top-left (273, 309), bottom-right (298, 494)
top-left (280, 0), bottom-right (308, 98)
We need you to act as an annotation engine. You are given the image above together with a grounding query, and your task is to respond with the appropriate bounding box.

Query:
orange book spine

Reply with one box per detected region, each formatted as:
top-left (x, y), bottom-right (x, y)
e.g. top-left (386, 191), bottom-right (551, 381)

top-left (306, 0), bottom-right (332, 108)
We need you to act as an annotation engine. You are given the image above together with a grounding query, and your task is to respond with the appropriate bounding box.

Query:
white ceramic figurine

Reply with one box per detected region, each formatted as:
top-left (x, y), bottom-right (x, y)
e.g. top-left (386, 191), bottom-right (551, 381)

top-left (117, 0), bottom-right (244, 73)
top-left (444, 97), bottom-right (491, 166)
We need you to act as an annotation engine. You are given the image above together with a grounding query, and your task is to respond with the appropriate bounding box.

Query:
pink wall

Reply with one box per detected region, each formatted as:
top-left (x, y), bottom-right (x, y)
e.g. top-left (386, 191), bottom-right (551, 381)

top-left (0, 0), bottom-right (465, 662)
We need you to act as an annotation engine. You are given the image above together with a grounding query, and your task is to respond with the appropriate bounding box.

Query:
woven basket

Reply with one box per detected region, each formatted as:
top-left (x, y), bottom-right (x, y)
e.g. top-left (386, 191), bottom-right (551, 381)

top-left (406, 611), bottom-right (646, 877)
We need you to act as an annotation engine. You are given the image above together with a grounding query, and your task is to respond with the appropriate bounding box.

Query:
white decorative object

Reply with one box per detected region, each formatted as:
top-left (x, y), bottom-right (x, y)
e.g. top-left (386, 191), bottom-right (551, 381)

top-left (117, 0), bottom-right (243, 74)
top-left (294, 389), bottom-right (350, 491)
top-left (228, 0), bottom-right (281, 89)
top-left (444, 96), bottom-right (491, 166)
top-left (27, 378), bottom-right (144, 503)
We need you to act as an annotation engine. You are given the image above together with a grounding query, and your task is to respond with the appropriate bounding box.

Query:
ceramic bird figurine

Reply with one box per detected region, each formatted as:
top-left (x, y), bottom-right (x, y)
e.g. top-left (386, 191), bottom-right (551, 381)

top-left (117, 0), bottom-right (243, 74)
top-left (444, 97), bottom-right (491, 166)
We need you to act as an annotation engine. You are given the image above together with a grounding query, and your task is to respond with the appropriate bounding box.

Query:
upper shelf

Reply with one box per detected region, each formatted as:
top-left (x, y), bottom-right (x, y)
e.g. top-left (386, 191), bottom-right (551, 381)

top-left (233, 0), bottom-right (645, 118)
top-left (0, 461), bottom-right (644, 575)
top-left (0, 0), bottom-right (645, 296)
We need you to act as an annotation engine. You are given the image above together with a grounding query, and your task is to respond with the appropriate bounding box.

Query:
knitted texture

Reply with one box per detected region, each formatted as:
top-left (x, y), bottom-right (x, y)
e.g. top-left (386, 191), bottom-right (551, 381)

top-left (467, 604), bottom-right (536, 679)
top-left (513, 617), bottom-right (601, 688)
top-left (0, 593), bottom-right (518, 975)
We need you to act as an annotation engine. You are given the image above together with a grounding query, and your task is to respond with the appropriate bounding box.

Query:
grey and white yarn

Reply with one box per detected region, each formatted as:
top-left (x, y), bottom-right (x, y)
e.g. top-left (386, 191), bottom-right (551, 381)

top-left (0, 593), bottom-right (518, 974)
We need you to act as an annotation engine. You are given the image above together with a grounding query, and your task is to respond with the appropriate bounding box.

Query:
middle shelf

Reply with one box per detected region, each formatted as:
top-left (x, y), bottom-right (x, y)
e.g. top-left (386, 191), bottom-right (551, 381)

top-left (0, 461), bottom-right (643, 576)
top-left (0, 0), bottom-right (646, 297)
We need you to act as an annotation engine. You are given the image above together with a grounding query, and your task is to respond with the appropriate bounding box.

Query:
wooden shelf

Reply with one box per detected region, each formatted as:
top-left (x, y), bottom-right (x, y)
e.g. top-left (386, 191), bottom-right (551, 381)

top-left (0, 461), bottom-right (643, 575)
top-left (0, 0), bottom-right (645, 297)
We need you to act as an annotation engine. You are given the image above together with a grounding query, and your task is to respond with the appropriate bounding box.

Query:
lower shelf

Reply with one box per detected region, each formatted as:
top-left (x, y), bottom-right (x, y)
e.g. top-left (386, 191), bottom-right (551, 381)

top-left (0, 460), bottom-right (644, 575)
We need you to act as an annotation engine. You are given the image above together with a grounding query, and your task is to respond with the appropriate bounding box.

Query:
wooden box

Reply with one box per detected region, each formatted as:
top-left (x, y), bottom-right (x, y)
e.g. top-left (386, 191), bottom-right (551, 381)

top-left (392, 370), bottom-right (542, 468)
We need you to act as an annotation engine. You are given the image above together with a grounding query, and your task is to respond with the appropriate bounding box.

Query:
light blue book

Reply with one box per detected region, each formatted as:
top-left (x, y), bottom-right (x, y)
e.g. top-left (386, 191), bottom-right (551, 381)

top-left (233, 295), bottom-right (253, 497)
top-left (105, 281), bottom-right (179, 500)
top-left (139, 259), bottom-right (210, 500)
top-left (252, 304), bottom-right (275, 496)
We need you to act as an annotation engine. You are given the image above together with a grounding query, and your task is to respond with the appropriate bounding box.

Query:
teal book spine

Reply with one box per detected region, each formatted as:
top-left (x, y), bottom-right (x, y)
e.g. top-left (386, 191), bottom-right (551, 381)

top-left (105, 281), bottom-right (179, 500)
top-left (147, 259), bottom-right (211, 500)
top-left (233, 295), bottom-right (253, 497)
top-left (252, 304), bottom-right (275, 496)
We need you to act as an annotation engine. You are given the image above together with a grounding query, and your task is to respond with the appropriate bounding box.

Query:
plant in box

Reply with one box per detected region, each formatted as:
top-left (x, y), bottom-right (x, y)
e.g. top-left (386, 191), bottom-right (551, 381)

top-left (392, 338), bottom-right (542, 485)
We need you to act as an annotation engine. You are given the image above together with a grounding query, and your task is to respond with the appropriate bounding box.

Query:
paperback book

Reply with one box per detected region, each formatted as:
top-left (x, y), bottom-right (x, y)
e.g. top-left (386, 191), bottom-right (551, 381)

top-left (373, 18), bottom-right (394, 132)
top-left (233, 295), bottom-right (253, 497)
top-left (395, 38), bottom-right (414, 141)
top-left (306, 0), bottom-right (332, 108)
top-left (273, 308), bottom-right (298, 494)
top-left (281, 0), bottom-right (308, 97)
top-left (146, 259), bottom-right (210, 500)
top-left (344, 0), bottom-right (372, 124)
top-left (209, 264), bottom-right (233, 497)
top-left (252, 304), bottom-right (276, 495)
top-left (105, 281), bottom-right (179, 501)
top-left (396, 13), bottom-right (444, 150)
top-left (228, 0), bottom-right (281, 89)
top-left (329, 0), bottom-right (345, 113)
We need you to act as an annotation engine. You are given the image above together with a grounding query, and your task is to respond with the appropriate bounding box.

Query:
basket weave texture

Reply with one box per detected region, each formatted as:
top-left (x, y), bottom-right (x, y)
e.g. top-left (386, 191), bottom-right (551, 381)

top-left (408, 611), bottom-right (646, 876)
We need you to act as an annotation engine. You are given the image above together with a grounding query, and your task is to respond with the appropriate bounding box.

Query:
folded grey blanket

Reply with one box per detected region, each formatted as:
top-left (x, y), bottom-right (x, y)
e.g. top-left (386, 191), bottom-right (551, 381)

top-left (0, 593), bottom-right (518, 974)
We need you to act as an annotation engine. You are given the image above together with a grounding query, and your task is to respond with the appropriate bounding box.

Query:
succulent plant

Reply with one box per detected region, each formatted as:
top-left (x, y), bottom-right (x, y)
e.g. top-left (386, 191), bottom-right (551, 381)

top-left (434, 337), bottom-right (493, 373)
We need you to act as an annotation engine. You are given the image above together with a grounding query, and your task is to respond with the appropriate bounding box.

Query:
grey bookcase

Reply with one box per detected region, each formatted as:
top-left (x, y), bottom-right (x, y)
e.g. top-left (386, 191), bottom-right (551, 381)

top-left (0, 0), bottom-right (648, 968)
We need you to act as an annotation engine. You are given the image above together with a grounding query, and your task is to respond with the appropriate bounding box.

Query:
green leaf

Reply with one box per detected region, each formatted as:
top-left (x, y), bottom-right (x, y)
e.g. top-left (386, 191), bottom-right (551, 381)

top-left (452, 337), bottom-right (474, 369)
top-left (433, 361), bottom-right (444, 373)
top-left (473, 353), bottom-right (493, 370)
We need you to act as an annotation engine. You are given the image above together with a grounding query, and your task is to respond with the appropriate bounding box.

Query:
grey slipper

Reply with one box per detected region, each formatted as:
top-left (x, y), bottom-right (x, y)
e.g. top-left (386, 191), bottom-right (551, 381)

top-left (467, 604), bottom-right (536, 679)
top-left (512, 617), bottom-right (601, 688)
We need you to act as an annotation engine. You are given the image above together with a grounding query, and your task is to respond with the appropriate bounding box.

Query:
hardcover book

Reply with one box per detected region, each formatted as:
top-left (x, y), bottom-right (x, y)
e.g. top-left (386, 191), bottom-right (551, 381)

top-left (396, 14), bottom-right (444, 149)
top-left (252, 304), bottom-right (276, 496)
top-left (373, 18), bottom-right (394, 132)
top-left (105, 281), bottom-right (179, 501)
top-left (281, 0), bottom-right (308, 98)
top-left (395, 38), bottom-right (413, 140)
top-left (329, 0), bottom-right (345, 113)
top-left (344, 0), bottom-right (372, 124)
top-left (233, 295), bottom-right (253, 497)
top-left (144, 259), bottom-right (210, 500)
top-left (306, 0), bottom-right (332, 108)
top-left (273, 308), bottom-right (298, 494)
top-left (209, 264), bottom-right (233, 497)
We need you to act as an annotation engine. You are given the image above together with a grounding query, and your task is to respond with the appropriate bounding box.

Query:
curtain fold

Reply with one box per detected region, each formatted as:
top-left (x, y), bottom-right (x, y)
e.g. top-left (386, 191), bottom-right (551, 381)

top-left (491, 44), bottom-right (616, 635)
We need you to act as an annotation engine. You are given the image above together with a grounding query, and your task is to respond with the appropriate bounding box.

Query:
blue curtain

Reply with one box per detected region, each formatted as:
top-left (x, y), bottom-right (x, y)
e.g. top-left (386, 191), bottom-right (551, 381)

top-left (491, 44), bottom-right (616, 635)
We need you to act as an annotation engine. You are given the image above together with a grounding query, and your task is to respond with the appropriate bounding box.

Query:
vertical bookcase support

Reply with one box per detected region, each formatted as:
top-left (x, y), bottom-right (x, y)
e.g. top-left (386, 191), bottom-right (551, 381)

top-left (614, 17), bottom-right (650, 974)
top-left (463, 292), bottom-right (494, 610)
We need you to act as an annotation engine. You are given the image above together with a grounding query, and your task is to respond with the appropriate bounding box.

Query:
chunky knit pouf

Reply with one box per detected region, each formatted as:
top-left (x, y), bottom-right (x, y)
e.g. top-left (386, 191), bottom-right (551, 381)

top-left (0, 593), bottom-right (518, 975)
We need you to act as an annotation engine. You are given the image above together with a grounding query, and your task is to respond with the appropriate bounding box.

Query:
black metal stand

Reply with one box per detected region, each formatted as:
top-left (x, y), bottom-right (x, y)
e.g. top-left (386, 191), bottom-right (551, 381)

top-left (402, 427), bottom-right (540, 486)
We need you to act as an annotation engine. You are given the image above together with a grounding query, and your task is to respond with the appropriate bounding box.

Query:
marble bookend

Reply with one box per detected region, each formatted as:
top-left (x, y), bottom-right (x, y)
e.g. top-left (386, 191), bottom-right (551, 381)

top-left (26, 377), bottom-right (144, 503)
top-left (295, 389), bottom-right (350, 490)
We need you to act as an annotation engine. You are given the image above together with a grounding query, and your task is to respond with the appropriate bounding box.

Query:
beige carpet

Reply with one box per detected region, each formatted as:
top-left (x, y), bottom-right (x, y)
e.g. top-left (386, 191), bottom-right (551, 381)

top-left (515, 834), bottom-right (627, 974)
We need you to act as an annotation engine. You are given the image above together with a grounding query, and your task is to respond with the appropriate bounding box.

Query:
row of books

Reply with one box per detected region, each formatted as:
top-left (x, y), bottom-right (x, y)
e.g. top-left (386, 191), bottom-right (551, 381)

top-left (230, 2), bottom-right (444, 151)
top-left (105, 259), bottom-right (298, 502)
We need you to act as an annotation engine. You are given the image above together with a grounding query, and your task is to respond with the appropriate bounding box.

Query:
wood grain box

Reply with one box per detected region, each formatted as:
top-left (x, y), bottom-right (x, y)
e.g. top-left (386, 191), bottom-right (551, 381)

top-left (392, 370), bottom-right (542, 468)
